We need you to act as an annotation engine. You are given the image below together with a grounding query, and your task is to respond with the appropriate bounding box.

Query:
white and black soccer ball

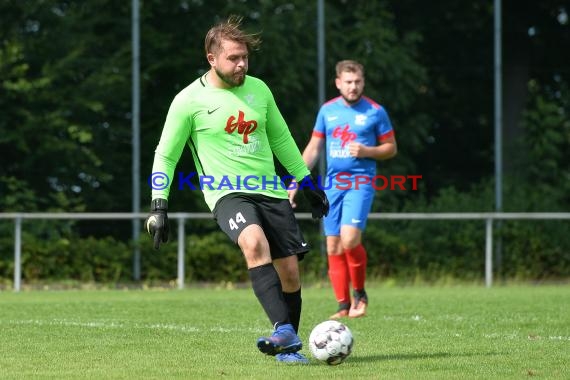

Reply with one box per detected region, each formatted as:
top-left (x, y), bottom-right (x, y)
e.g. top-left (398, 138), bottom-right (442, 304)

top-left (308, 320), bottom-right (354, 365)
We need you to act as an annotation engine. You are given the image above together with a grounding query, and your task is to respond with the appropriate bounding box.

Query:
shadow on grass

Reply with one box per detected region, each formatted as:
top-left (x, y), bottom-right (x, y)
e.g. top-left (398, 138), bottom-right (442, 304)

top-left (348, 351), bottom-right (501, 363)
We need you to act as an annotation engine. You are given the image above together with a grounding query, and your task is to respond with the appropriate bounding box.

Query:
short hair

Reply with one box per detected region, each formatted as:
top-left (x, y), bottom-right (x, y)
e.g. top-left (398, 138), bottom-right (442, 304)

top-left (335, 60), bottom-right (365, 78)
top-left (204, 15), bottom-right (261, 56)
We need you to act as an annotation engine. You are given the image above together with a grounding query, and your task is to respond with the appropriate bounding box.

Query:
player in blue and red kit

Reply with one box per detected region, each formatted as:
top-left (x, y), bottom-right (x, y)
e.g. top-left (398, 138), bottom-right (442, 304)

top-left (290, 60), bottom-right (397, 318)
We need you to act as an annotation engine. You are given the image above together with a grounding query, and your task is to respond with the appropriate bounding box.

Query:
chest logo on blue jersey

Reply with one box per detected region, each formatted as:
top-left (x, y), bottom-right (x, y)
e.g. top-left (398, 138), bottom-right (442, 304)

top-left (332, 125), bottom-right (356, 148)
top-left (225, 110), bottom-right (258, 144)
top-left (355, 114), bottom-right (367, 126)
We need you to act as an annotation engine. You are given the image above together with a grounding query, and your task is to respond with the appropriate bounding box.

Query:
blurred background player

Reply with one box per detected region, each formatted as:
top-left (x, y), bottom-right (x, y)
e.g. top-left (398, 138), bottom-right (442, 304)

top-left (289, 60), bottom-right (397, 319)
top-left (145, 16), bottom-right (328, 364)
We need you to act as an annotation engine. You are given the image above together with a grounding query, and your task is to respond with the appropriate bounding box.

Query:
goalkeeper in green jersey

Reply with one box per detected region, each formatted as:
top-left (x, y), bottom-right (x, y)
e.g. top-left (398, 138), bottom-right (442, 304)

top-left (145, 15), bottom-right (328, 364)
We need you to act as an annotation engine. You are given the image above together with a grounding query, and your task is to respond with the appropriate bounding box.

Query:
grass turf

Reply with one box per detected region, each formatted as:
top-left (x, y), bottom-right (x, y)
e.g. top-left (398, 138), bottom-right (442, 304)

top-left (0, 284), bottom-right (568, 379)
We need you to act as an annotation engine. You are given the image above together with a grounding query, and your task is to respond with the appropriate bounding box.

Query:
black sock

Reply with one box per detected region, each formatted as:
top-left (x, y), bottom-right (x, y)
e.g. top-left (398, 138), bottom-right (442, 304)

top-left (353, 288), bottom-right (368, 302)
top-left (248, 263), bottom-right (290, 328)
top-left (283, 289), bottom-right (302, 333)
top-left (338, 302), bottom-right (351, 311)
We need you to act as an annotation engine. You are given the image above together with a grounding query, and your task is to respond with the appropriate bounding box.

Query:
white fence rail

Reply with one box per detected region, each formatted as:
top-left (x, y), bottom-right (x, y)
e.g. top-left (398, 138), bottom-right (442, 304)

top-left (1, 212), bottom-right (569, 292)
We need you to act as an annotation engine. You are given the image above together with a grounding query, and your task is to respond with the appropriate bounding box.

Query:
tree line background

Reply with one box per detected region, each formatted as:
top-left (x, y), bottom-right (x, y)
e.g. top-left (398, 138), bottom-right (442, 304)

top-left (1, 0), bottom-right (569, 286)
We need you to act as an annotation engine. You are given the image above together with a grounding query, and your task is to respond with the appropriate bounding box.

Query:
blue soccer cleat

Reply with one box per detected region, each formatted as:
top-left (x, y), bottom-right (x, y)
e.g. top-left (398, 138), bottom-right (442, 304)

top-left (257, 324), bottom-right (302, 356)
top-left (275, 352), bottom-right (310, 364)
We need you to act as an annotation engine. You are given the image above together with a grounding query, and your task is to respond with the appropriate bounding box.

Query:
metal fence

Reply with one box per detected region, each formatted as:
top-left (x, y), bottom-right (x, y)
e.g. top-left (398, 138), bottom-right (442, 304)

top-left (1, 212), bottom-right (569, 292)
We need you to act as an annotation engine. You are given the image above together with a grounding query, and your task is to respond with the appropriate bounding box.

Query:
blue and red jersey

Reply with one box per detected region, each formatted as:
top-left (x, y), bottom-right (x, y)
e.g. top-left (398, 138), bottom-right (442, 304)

top-left (313, 96), bottom-right (394, 179)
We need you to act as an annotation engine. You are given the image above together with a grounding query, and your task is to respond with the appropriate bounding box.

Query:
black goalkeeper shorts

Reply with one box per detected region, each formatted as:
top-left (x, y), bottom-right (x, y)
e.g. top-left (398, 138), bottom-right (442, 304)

top-left (213, 193), bottom-right (310, 261)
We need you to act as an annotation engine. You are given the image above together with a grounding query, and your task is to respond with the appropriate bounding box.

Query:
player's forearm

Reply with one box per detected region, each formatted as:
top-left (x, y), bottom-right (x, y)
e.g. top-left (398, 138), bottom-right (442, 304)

top-left (302, 148), bottom-right (319, 171)
top-left (364, 142), bottom-right (397, 160)
top-left (301, 136), bottom-right (324, 170)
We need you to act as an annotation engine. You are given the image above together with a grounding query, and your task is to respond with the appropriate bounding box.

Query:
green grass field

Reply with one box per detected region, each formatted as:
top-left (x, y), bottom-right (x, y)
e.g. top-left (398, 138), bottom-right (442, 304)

top-left (1, 284), bottom-right (568, 379)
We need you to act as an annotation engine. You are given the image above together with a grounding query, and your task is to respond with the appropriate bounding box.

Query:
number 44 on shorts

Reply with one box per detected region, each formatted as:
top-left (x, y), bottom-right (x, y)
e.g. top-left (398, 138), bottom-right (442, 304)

top-left (229, 212), bottom-right (247, 230)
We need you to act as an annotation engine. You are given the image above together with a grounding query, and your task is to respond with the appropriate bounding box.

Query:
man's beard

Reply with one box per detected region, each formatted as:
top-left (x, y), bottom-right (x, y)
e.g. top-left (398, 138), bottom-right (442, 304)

top-left (215, 68), bottom-right (246, 87)
top-left (342, 93), bottom-right (362, 105)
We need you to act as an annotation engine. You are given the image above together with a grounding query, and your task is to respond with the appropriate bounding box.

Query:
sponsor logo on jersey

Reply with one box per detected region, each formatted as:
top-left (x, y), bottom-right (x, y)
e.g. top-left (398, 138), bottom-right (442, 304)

top-left (332, 125), bottom-right (356, 148)
top-left (225, 110), bottom-right (257, 144)
top-left (230, 136), bottom-right (262, 156)
top-left (329, 141), bottom-right (351, 158)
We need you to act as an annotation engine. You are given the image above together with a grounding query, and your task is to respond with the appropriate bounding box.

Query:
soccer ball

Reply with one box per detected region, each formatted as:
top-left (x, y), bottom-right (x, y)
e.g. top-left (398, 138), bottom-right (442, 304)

top-left (308, 320), bottom-right (354, 365)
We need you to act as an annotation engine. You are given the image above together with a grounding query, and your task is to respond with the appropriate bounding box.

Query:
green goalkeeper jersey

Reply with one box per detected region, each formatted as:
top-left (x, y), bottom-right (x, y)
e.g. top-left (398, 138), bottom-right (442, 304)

top-left (151, 74), bottom-right (310, 210)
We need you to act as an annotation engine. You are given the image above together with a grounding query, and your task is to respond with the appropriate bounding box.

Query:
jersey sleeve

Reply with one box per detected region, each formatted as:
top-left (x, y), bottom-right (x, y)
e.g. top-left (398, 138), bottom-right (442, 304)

top-left (264, 85), bottom-right (310, 181)
top-left (151, 93), bottom-right (192, 200)
top-left (312, 107), bottom-right (327, 138)
top-left (377, 106), bottom-right (395, 142)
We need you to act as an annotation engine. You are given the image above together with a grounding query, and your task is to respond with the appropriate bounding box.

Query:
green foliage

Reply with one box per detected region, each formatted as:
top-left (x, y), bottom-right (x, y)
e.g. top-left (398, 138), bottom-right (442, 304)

top-left (0, 0), bottom-right (129, 213)
top-left (365, 185), bottom-right (490, 281)
top-left (499, 220), bottom-right (570, 280)
top-left (509, 79), bottom-right (570, 210)
top-left (0, 1), bottom-right (568, 285)
top-left (0, 224), bottom-right (248, 285)
top-left (186, 232), bottom-right (247, 282)
top-left (1, 207), bottom-right (568, 286)
top-left (362, 181), bottom-right (570, 282)
top-left (16, 234), bottom-right (131, 283)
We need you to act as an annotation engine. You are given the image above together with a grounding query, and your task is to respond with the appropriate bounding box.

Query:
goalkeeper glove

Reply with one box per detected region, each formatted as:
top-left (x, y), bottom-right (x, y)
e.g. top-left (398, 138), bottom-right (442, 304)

top-left (299, 175), bottom-right (329, 219)
top-left (145, 198), bottom-right (169, 250)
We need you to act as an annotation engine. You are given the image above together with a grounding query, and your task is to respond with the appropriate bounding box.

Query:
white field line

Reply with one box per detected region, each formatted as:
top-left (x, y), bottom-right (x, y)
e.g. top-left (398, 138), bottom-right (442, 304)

top-left (1, 318), bottom-right (268, 334)
top-left (381, 315), bottom-right (570, 341)
top-left (482, 332), bottom-right (570, 341)
top-left (4, 318), bottom-right (569, 341)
